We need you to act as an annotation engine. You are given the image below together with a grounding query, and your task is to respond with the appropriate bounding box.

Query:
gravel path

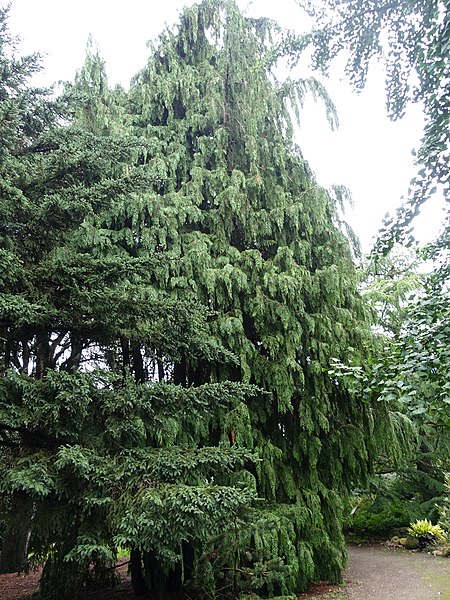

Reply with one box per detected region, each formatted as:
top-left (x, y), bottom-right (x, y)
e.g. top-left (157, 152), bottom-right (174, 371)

top-left (345, 545), bottom-right (450, 600)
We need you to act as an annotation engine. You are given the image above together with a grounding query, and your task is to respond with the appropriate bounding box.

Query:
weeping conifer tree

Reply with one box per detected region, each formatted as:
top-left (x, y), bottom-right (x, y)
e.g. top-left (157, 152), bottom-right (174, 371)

top-left (110, 0), bottom-right (377, 596)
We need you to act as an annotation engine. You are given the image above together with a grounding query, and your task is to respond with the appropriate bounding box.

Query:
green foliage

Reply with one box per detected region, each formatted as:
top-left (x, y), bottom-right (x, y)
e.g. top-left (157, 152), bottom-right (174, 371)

top-left (346, 495), bottom-right (415, 538)
top-left (329, 249), bottom-right (449, 547)
top-left (345, 460), bottom-right (449, 542)
top-left (195, 501), bottom-right (338, 598)
top-left (360, 246), bottom-right (423, 336)
top-left (437, 474), bottom-right (450, 538)
top-left (408, 519), bottom-right (445, 540)
top-left (361, 291), bottom-right (449, 432)
top-left (301, 0), bottom-right (450, 255)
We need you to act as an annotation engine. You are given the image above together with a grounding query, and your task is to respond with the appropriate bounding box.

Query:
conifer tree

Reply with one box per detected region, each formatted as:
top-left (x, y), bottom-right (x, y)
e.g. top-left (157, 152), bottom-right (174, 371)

top-left (114, 0), bottom-right (376, 596)
top-left (0, 14), bottom-right (257, 599)
top-left (0, 5), bottom-right (60, 573)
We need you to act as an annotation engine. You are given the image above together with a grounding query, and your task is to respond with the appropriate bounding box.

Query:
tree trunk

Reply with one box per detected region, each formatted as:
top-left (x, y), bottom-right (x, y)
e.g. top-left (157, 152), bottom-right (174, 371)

top-left (131, 341), bottom-right (146, 383)
top-left (120, 336), bottom-right (130, 374)
top-left (173, 359), bottom-right (187, 386)
top-left (35, 331), bottom-right (50, 379)
top-left (0, 494), bottom-right (33, 573)
top-left (130, 549), bottom-right (149, 597)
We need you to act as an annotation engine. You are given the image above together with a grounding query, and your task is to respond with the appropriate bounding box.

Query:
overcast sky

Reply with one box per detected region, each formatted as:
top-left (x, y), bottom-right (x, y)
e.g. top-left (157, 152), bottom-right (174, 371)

top-left (7, 0), bottom-right (445, 252)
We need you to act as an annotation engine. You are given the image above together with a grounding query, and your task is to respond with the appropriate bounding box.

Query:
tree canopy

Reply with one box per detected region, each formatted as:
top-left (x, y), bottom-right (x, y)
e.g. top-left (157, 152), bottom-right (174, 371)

top-left (301, 0), bottom-right (449, 256)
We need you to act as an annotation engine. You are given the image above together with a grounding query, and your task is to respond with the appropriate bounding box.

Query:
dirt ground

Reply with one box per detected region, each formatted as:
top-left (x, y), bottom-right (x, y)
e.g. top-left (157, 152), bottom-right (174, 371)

top-left (0, 560), bottom-right (135, 600)
top-left (0, 544), bottom-right (448, 600)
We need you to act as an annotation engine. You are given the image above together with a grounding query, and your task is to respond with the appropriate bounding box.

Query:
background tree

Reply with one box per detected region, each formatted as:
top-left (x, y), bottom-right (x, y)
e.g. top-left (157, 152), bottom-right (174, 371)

top-left (300, 0), bottom-right (450, 255)
top-left (301, 0), bottom-right (450, 498)
top-left (361, 246), bottom-right (422, 337)
top-left (329, 246), bottom-right (449, 537)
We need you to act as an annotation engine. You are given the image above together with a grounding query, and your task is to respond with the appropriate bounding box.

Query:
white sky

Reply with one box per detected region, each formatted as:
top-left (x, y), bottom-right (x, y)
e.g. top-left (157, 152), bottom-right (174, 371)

top-left (7, 0), bottom-right (445, 252)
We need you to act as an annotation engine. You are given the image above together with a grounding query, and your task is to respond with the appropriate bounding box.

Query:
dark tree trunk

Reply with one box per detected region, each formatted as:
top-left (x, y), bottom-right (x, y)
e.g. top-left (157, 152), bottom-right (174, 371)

top-left (60, 334), bottom-right (83, 372)
top-left (129, 346), bottom-right (148, 596)
top-left (120, 336), bottom-right (130, 374)
top-left (173, 359), bottom-right (187, 385)
top-left (35, 331), bottom-right (50, 379)
top-left (131, 341), bottom-right (146, 383)
top-left (21, 339), bottom-right (30, 373)
top-left (130, 549), bottom-right (149, 597)
top-left (0, 494), bottom-right (33, 574)
top-left (157, 360), bottom-right (164, 382)
top-left (165, 540), bottom-right (195, 592)
top-left (39, 553), bottom-right (83, 600)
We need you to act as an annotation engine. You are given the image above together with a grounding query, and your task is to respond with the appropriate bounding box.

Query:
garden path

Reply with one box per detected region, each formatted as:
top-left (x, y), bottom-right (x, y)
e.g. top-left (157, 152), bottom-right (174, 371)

top-left (345, 544), bottom-right (450, 600)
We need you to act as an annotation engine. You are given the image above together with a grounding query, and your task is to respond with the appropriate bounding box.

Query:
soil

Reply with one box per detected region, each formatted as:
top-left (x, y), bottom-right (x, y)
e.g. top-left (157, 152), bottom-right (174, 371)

top-left (298, 581), bottom-right (346, 598)
top-left (0, 568), bottom-right (41, 600)
top-left (0, 544), bottom-right (448, 600)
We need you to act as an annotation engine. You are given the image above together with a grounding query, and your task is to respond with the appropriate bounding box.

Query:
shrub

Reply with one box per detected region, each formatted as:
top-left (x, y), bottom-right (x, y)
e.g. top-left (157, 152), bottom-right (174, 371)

top-left (346, 496), bottom-right (412, 538)
top-left (407, 519), bottom-right (445, 547)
